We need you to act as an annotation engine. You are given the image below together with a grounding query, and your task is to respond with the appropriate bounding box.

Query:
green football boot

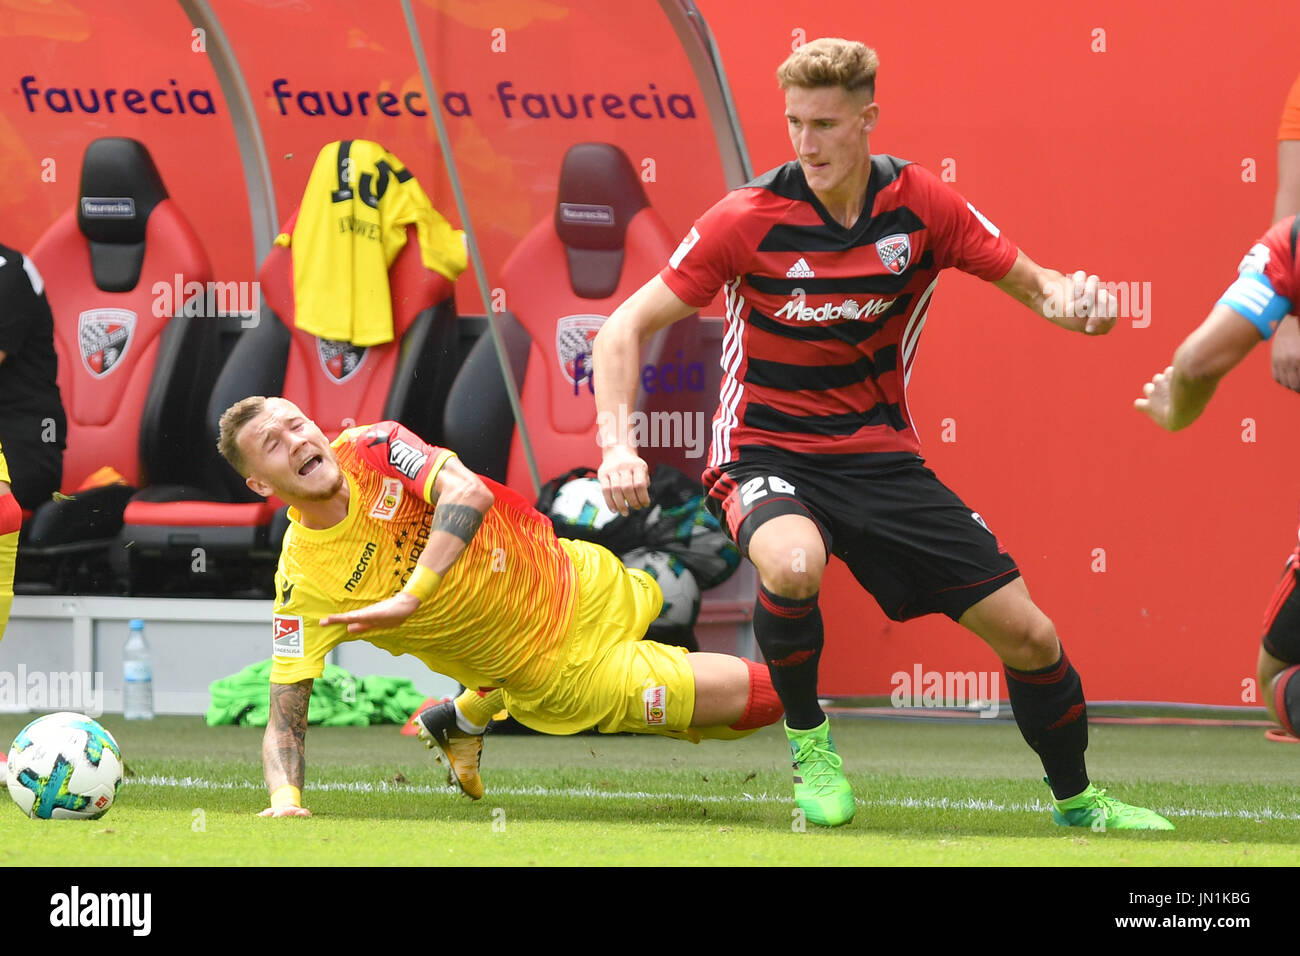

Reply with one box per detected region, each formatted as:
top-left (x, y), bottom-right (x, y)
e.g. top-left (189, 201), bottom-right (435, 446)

top-left (1050, 781), bottom-right (1175, 830)
top-left (787, 720), bottom-right (855, 827)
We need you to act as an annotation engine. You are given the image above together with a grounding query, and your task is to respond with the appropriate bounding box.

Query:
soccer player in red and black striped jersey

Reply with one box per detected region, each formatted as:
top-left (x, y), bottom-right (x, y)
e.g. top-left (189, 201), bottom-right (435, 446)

top-left (1137, 214), bottom-right (1300, 743)
top-left (596, 37), bottom-right (1173, 829)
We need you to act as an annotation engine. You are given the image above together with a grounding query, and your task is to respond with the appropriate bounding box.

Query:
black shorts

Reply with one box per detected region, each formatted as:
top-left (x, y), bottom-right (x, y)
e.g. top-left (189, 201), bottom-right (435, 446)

top-left (1262, 543), bottom-right (1300, 662)
top-left (703, 449), bottom-right (1020, 622)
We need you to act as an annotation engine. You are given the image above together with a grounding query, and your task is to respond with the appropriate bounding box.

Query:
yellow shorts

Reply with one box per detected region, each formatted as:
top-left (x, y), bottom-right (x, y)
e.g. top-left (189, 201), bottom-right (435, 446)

top-left (504, 539), bottom-right (699, 739)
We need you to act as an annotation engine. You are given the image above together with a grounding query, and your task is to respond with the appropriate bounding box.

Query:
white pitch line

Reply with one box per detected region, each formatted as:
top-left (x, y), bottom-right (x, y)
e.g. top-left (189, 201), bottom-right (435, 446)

top-left (132, 775), bottom-right (1300, 822)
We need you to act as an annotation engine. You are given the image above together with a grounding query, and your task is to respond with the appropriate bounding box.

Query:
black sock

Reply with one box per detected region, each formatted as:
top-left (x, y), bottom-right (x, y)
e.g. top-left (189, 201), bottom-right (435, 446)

top-left (1004, 648), bottom-right (1089, 800)
top-left (753, 584), bottom-right (824, 730)
top-left (1274, 665), bottom-right (1300, 736)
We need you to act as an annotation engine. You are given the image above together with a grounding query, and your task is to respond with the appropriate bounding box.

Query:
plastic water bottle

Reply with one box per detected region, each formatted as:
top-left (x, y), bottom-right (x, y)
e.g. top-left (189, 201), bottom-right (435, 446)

top-left (123, 618), bottom-right (154, 720)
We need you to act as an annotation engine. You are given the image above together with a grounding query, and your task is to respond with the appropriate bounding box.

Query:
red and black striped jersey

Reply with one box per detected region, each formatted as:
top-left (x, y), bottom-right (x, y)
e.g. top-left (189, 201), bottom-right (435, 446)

top-left (659, 155), bottom-right (1017, 465)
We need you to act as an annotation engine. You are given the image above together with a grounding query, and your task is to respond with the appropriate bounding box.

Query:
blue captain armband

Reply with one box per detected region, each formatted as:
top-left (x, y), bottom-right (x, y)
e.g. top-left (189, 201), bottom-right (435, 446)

top-left (1216, 271), bottom-right (1292, 339)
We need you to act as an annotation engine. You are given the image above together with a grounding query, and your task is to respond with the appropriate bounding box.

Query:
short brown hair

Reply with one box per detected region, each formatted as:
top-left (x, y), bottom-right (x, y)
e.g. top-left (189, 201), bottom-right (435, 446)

top-left (217, 395), bottom-right (268, 477)
top-left (777, 38), bottom-right (878, 100)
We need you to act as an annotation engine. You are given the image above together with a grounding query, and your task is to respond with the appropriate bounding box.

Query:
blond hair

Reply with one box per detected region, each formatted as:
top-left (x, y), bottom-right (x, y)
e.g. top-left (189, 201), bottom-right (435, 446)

top-left (217, 395), bottom-right (268, 477)
top-left (777, 38), bottom-right (878, 99)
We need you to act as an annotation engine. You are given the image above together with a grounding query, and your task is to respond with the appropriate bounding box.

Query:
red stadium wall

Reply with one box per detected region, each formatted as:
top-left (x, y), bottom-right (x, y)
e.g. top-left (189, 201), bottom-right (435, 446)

top-left (2, 0), bottom-right (1299, 704)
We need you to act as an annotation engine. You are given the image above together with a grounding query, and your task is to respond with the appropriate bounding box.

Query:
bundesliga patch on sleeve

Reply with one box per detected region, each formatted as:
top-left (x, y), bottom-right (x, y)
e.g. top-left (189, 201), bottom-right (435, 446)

top-left (273, 615), bottom-right (304, 658)
top-left (669, 226), bottom-right (700, 270)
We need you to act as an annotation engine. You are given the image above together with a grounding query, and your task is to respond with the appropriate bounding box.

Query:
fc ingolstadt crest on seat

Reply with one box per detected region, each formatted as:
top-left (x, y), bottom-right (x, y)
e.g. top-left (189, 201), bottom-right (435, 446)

top-left (78, 309), bottom-right (135, 378)
top-left (556, 314), bottom-right (607, 387)
top-left (317, 338), bottom-right (368, 384)
top-left (875, 233), bottom-right (911, 275)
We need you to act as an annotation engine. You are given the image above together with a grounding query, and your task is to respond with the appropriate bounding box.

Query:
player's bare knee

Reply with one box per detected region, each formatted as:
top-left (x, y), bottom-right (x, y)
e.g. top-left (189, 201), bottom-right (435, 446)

top-left (760, 563), bottom-right (823, 599)
top-left (750, 541), bottom-right (825, 598)
top-left (746, 515), bottom-right (826, 598)
top-left (997, 614), bottom-right (1059, 670)
top-left (1024, 615), bottom-right (1060, 667)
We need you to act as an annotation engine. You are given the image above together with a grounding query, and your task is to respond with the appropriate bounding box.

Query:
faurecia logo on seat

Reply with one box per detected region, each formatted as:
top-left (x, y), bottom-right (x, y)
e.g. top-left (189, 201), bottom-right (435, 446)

top-left (559, 203), bottom-right (615, 226)
top-left (81, 198), bottom-right (135, 219)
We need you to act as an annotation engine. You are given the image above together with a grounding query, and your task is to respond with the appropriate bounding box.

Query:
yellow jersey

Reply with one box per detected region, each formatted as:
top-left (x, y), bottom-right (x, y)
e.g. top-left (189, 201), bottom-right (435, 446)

top-left (270, 422), bottom-right (578, 694)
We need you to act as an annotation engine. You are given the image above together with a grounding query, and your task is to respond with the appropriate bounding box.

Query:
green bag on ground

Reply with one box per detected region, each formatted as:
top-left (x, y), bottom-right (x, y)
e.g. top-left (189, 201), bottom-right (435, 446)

top-left (206, 659), bottom-right (428, 727)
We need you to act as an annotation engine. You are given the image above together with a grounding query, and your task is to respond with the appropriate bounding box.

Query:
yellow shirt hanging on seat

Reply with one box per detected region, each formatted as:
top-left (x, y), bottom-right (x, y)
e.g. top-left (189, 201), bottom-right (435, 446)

top-left (274, 140), bottom-right (467, 347)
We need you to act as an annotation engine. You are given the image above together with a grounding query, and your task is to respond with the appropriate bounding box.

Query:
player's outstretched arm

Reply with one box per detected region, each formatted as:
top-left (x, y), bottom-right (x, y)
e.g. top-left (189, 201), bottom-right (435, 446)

top-left (1134, 303), bottom-right (1263, 431)
top-left (594, 275), bottom-right (696, 515)
top-left (321, 456), bottom-right (494, 634)
top-left (993, 251), bottom-right (1118, 335)
top-left (261, 678), bottom-right (313, 817)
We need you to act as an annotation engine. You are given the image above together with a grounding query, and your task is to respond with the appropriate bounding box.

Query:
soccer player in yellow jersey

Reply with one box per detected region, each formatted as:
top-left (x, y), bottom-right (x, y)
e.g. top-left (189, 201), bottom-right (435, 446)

top-left (217, 397), bottom-right (782, 817)
top-left (0, 441), bottom-right (18, 638)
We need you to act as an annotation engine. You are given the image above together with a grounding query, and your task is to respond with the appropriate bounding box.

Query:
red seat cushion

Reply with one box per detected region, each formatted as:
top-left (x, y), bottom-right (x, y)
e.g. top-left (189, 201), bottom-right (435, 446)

top-left (32, 201), bottom-right (211, 490)
top-left (123, 497), bottom-right (280, 527)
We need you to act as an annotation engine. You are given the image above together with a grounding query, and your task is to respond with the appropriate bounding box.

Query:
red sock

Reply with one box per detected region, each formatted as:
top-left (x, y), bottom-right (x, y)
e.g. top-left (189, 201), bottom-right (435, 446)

top-left (0, 493), bottom-right (19, 535)
top-left (730, 659), bottom-right (784, 731)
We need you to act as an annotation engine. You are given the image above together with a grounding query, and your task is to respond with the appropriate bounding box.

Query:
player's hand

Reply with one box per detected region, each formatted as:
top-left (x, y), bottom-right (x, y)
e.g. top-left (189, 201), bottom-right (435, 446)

top-left (1048, 270), bottom-right (1118, 335)
top-left (599, 444), bottom-right (650, 516)
top-left (258, 805), bottom-right (312, 818)
top-left (321, 591), bottom-right (421, 634)
top-left (1271, 317), bottom-right (1300, 392)
top-left (1134, 365), bottom-right (1176, 430)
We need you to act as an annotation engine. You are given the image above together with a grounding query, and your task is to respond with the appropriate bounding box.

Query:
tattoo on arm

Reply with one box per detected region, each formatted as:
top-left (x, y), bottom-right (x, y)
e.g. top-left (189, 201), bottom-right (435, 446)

top-left (264, 679), bottom-right (311, 791)
top-left (433, 503), bottom-right (484, 544)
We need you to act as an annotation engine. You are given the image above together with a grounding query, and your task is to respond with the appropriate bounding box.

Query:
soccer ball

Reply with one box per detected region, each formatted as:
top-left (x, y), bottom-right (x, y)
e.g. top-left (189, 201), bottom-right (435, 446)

top-left (549, 477), bottom-right (619, 531)
top-left (7, 712), bottom-right (123, 820)
top-left (623, 547), bottom-right (701, 628)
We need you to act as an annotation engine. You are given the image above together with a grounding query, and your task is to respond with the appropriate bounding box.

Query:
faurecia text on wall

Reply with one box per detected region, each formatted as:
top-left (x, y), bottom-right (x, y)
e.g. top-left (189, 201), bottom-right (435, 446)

top-left (14, 75), bottom-right (697, 122)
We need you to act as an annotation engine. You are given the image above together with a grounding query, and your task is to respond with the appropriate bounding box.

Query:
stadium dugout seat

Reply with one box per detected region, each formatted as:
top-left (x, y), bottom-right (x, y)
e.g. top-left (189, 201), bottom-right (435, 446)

top-left (114, 209), bottom-right (460, 594)
top-left (444, 142), bottom-right (702, 493)
top-left (17, 137), bottom-right (217, 592)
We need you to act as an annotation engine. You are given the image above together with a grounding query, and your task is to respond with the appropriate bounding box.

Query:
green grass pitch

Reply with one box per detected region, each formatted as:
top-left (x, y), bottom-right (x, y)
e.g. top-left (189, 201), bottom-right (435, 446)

top-left (2, 714), bottom-right (1298, 866)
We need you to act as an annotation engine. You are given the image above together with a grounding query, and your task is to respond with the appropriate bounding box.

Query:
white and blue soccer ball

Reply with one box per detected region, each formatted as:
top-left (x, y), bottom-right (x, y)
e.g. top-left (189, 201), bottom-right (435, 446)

top-left (549, 477), bottom-right (620, 531)
top-left (623, 547), bottom-right (701, 628)
top-left (7, 712), bottom-right (123, 820)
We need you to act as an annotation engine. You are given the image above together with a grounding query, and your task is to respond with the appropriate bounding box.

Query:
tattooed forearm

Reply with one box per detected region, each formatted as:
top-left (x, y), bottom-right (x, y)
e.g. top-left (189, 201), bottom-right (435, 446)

top-left (433, 503), bottom-right (484, 544)
top-left (264, 679), bottom-right (311, 790)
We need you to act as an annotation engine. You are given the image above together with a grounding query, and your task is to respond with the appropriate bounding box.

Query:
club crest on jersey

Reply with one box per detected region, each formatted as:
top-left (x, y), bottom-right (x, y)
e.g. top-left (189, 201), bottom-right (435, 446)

top-left (556, 314), bottom-right (606, 386)
top-left (317, 337), bottom-right (368, 384)
top-left (643, 684), bottom-right (667, 726)
top-left (78, 309), bottom-right (135, 378)
top-left (369, 477), bottom-right (404, 521)
top-left (273, 615), bottom-right (304, 658)
top-left (875, 234), bottom-right (911, 275)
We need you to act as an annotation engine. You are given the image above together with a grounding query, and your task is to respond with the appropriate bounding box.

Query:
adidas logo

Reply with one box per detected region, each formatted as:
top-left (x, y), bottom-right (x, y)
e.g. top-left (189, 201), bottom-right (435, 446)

top-left (785, 257), bottom-right (814, 279)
